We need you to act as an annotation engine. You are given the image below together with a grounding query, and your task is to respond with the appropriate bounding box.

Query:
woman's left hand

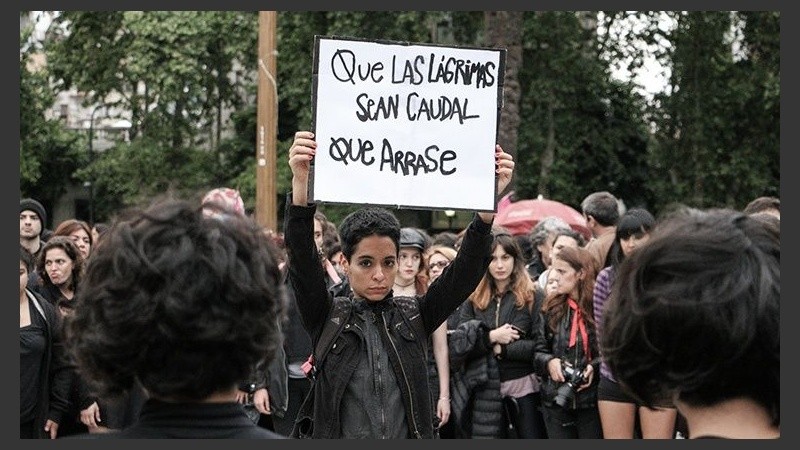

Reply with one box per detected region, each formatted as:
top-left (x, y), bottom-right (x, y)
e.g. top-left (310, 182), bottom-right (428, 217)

top-left (577, 364), bottom-right (594, 391)
top-left (494, 144), bottom-right (515, 194)
top-left (437, 397), bottom-right (451, 427)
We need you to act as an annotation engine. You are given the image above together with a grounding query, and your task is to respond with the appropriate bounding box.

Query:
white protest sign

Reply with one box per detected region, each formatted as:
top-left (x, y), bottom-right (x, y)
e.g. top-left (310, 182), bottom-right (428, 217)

top-left (311, 36), bottom-right (505, 212)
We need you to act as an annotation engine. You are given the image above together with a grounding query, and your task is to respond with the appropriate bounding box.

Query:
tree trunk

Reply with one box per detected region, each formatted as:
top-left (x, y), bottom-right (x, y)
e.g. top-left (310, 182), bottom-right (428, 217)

top-left (484, 11), bottom-right (523, 196)
top-left (538, 100), bottom-right (555, 198)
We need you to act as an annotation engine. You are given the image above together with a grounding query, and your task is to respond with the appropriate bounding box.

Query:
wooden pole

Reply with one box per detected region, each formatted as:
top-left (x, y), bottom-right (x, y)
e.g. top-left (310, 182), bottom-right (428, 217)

top-left (256, 11), bottom-right (278, 231)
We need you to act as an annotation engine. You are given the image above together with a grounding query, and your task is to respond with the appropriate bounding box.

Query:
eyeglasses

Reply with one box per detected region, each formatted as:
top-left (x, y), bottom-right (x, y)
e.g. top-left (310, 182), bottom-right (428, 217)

top-left (429, 261), bottom-right (450, 269)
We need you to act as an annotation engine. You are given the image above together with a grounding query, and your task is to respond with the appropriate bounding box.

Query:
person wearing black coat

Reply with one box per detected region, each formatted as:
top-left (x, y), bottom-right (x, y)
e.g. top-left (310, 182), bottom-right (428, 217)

top-left (532, 246), bottom-right (602, 439)
top-left (63, 198), bottom-right (287, 439)
top-left (283, 130), bottom-right (514, 438)
top-left (20, 246), bottom-right (71, 439)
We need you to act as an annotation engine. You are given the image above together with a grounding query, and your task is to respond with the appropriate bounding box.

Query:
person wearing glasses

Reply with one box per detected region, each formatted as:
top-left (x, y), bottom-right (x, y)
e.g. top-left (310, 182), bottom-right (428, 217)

top-left (393, 228), bottom-right (451, 436)
top-left (425, 244), bottom-right (459, 438)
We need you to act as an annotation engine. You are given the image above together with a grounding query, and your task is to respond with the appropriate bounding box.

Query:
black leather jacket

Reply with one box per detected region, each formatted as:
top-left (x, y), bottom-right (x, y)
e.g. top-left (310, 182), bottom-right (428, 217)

top-left (532, 305), bottom-right (600, 410)
top-left (284, 200), bottom-right (492, 438)
top-left (455, 291), bottom-right (539, 382)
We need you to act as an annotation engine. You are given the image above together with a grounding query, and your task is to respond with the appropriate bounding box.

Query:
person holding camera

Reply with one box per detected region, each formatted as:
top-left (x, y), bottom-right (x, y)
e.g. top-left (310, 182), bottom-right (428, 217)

top-left (532, 246), bottom-right (602, 438)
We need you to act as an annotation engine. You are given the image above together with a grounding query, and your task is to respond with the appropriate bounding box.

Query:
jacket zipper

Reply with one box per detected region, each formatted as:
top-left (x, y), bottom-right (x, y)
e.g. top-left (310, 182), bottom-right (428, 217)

top-left (494, 294), bottom-right (501, 329)
top-left (382, 311), bottom-right (422, 438)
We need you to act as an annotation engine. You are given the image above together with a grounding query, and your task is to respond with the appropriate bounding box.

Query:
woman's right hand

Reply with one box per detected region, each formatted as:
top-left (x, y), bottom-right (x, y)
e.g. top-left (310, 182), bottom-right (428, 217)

top-left (547, 358), bottom-right (565, 383)
top-left (288, 131), bottom-right (317, 179)
top-left (489, 323), bottom-right (521, 345)
top-left (289, 131), bottom-right (317, 206)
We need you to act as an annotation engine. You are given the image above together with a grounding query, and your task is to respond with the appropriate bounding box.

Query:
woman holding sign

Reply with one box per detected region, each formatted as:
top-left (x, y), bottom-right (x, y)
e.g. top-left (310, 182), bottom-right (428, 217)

top-left (283, 130), bottom-right (513, 439)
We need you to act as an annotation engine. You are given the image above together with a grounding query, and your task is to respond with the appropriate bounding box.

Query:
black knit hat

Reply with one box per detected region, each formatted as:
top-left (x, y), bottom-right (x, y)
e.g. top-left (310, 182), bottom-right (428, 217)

top-left (20, 198), bottom-right (47, 228)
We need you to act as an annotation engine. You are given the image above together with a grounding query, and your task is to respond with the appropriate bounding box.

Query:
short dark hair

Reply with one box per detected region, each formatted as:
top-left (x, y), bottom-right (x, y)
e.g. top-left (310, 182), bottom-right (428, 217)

top-left (65, 198), bottom-right (287, 401)
top-left (581, 191), bottom-right (620, 227)
top-left (601, 207), bottom-right (779, 425)
top-left (338, 207), bottom-right (401, 260)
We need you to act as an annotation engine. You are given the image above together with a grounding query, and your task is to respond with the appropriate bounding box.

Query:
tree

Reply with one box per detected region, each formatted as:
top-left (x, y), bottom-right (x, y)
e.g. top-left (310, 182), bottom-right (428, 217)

top-left (515, 11), bottom-right (651, 210)
top-left (46, 11), bottom-right (258, 149)
top-left (23, 11), bottom-right (779, 225)
top-left (647, 11), bottom-right (779, 211)
top-left (39, 12), bottom-right (260, 219)
top-left (484, 11), bottom-right (523, 197)
top-left (20, 25), bottom-right (82, 225)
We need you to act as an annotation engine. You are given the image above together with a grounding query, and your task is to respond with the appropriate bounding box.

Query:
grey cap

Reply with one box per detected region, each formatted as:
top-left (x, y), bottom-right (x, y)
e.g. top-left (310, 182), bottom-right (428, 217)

top-left (399, 227), bottom-right (426, 251)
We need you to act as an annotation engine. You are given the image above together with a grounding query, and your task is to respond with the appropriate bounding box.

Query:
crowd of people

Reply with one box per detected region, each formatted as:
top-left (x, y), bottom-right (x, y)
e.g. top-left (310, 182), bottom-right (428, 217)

top-left (20, 132), bottom-right (780, 439)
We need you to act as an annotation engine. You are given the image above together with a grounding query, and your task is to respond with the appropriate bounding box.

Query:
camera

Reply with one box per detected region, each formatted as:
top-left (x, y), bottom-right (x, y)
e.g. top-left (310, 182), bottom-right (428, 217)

top-left (553, 361), bottom-right (587, 408)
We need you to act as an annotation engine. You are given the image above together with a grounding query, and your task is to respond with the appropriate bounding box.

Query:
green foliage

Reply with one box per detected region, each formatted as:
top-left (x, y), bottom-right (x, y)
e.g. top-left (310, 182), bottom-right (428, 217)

top-left (647, 11), bottom-right (779, 211)
top-left (46, 11), bottom-right (258, 145)
top-left (20, 27), bottom-right (83, 220)
top-left (21, 11), bottom-right (779, 226)
top-left (80, 137), bottom-right (220, 221)
top-left (514, 12), bottom-right (652, 210)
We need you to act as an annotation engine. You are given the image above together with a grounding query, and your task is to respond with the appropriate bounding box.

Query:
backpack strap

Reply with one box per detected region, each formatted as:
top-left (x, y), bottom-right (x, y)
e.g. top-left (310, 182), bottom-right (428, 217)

top-left (304, 296), bottom-right (353, 380)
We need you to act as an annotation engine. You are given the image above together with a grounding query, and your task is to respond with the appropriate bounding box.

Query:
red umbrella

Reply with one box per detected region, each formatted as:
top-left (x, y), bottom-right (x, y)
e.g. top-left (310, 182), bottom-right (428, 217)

top-left (495, 197), bottom-right (591, 240)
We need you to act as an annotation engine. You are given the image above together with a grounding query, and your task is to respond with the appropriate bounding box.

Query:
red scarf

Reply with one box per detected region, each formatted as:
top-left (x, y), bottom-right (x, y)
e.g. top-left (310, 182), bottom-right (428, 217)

top-left (568, 298), bottom-right (591, 360)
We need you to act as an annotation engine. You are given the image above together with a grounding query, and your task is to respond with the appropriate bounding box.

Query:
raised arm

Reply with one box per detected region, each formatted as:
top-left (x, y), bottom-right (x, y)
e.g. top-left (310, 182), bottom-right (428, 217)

top-left (284, 130), bottom-right (332, 338)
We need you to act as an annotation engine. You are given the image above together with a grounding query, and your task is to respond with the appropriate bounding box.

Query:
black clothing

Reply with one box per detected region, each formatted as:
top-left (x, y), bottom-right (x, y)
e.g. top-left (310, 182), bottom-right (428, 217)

top-left (71, 399), bottom-right (286, 438)
top-left (340, 300), bottom-right (409, 438)
top-left (284, 199), bottom-right (492, 438)
top-left (19, 290), bottom-right (71, 439)
top-left (58, 374), bottom-right (90, 437)
top-left (449, 338), bottom-right (504, 438)
top-left (36, 282), bottom-right (69, 307)
top-left (457, 291), bottom-right (538, 382)
top-left (277, 262), bottom-right (348, 434)
top-left (506, 392), bottom-right (547, 439)
top-left (542, 403), bottom-right (602, 438)
top-left (526, 257), bottom-right (546, 281)
top-left (532, 302), bottom-right (601, 439)
top-left (532, 307), bottom-right (600, 410)
top-left (274, 377), bottom-right (312, 436)
top-left (97, 383), bottom-right (148, 430)
top-left (20, 301), bottom-right (46, 423)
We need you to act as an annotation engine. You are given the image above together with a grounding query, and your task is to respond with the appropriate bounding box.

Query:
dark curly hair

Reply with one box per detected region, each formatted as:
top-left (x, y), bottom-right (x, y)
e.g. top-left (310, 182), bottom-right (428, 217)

top-left (337, 207), bottom-right (401, 261)
top-left (600, 207), bottom-right (779, 425)
top-left (65, 198), bottom-right (287, 401)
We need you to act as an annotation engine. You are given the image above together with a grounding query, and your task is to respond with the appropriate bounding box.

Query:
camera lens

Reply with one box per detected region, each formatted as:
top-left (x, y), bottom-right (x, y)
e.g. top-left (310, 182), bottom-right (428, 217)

top-left (554, 382), bottom-right (576, 408)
